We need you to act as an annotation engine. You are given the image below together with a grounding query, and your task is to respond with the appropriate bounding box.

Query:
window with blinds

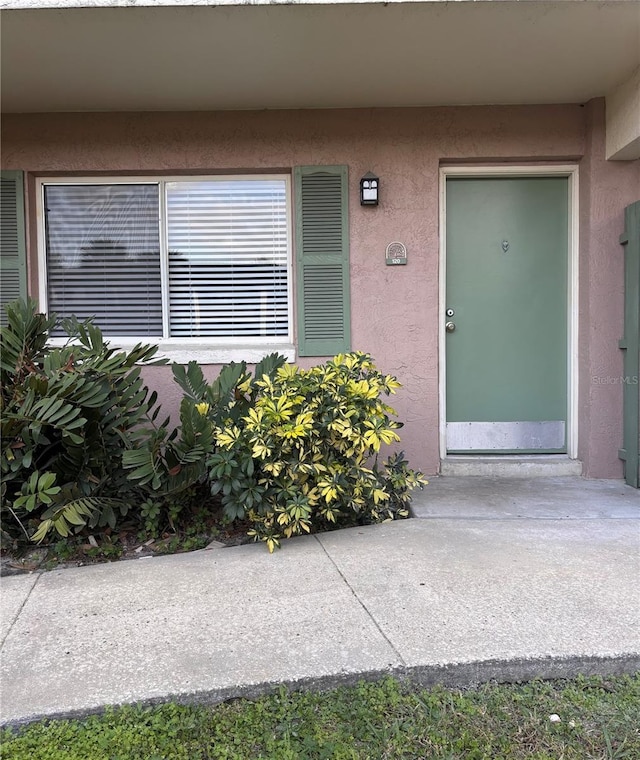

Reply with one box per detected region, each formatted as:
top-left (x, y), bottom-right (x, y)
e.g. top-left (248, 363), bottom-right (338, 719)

top-left (41, 177), bottom-right (291, 342)
top-left (167, 180), bottom-right (288, 338)
top-left (44, 184), bottom-right (162, 336)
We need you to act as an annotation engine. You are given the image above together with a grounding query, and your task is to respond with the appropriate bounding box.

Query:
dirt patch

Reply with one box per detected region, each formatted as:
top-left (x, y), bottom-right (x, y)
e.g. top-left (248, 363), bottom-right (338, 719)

top-left (1, 517), bottom-right (254, 576)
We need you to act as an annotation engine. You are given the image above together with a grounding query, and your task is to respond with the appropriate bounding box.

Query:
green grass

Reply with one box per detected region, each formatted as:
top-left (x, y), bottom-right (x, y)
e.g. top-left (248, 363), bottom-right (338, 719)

top-left (2, 675), bottom-right (638, 759)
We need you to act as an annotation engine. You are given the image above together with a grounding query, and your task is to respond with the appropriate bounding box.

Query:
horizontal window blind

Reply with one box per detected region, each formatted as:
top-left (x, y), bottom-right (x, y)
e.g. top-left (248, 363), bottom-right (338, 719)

top-left (166, 180), bottom-right (288, 338)
top-left (44, 184), bottom-right (162, 336)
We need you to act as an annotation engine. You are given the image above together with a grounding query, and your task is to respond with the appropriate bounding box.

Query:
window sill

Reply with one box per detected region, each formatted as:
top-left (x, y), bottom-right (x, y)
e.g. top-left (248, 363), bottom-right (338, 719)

top-left (153, 343), bottom-right (296, 365)
top-left (47, 338), bottom-right (296, 365)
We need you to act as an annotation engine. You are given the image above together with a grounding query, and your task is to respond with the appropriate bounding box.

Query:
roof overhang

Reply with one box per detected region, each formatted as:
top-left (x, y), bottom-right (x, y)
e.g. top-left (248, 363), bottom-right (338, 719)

top-left (2, 1), bottom-right (639, 156)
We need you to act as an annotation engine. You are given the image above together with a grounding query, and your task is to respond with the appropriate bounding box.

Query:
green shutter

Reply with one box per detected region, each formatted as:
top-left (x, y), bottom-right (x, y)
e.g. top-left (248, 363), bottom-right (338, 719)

top-left (0, 171), bottom-right (27, 326)
top-left (294, 165), bottom-right (350, 357)
top-left (619, 200), bottom-right (640, 487)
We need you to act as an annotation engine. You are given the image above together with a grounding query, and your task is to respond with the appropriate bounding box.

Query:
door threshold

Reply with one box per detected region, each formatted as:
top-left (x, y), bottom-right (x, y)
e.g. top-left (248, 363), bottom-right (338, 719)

top-left (440, 455), bottom-right (583, 478)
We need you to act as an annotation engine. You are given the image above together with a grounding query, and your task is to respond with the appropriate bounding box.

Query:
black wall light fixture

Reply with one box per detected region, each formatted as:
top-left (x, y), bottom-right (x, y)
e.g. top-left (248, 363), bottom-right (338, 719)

top-left (360, 172), bottom-right (379, 206)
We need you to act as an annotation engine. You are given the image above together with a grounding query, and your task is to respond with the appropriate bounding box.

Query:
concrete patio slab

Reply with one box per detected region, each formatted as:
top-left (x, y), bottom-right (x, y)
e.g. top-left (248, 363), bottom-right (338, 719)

top-left (411, 476), bottom-right (640, 519)
top-left (0, 573), bottom-right (39, 645)
top-left (0, 537), bottom-right (398, 726)
top-left (1, 476), bottom-right (638, 728)
top-left (317, 519), bottom-right (640, 669)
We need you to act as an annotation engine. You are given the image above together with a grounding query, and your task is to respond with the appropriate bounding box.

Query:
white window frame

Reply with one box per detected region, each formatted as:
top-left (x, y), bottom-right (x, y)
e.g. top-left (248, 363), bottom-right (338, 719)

top-left (36, 175), bottom-right (295, 363)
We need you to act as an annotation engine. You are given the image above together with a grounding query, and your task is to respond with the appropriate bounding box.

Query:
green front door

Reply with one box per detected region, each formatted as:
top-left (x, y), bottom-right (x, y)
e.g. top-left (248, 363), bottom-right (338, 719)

top-left (445, 177), bottom-right (568, 453)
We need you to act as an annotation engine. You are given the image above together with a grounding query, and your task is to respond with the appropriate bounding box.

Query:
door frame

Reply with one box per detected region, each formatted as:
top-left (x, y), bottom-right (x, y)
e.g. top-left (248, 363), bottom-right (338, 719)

top-left (438, 164), bottom-right (580, 460)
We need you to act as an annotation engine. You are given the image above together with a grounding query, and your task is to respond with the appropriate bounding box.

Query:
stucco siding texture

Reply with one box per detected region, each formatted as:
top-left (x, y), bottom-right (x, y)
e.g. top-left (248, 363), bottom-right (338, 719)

top-left (1, 101), bottom-right (637, 477)
top-left (579, 99), bottom-right (640, 478)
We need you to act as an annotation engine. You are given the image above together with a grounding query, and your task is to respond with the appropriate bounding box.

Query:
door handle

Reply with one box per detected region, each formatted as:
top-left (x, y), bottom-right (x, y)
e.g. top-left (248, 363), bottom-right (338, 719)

top-left (446, 322), bottom-right (456, 333)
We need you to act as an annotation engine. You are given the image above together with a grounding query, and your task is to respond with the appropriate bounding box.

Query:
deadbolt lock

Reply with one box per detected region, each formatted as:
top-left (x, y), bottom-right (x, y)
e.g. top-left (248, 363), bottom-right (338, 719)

top-left (446, 308), bottom-right (455, 317)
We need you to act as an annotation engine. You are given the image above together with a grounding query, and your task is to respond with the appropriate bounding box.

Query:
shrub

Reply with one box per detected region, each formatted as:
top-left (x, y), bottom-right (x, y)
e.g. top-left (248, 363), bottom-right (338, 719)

top-left (122, 353), bottom-right (286, 495)
top-left (126, 352), bottom-right (424, 551)
top-left (203, 352), bottom-right (425, 551)
top-left (0, 298), bottom-right (166, 545)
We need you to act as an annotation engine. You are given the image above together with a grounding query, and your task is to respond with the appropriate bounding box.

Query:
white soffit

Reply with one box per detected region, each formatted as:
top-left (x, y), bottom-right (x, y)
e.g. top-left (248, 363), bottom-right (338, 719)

top-left (1, 1), bottom-right (639, 112)
top-left (0, 0), bottom-right (559, 6)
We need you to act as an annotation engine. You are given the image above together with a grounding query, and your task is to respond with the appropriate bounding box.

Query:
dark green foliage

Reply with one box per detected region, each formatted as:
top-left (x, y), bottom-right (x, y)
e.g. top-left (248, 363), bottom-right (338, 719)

top-left (0, 298), bottom-right (166, 544)
top-left (3, 675), bottom-right (639, 759)
top-left (126, 351), bottom-right (424, 551)
top-left (122, 354), bottom-right (287, 497)
top-left (1, 299), bottom-right (424, 554)
top-left (172, 352), bottom-right (288, 427)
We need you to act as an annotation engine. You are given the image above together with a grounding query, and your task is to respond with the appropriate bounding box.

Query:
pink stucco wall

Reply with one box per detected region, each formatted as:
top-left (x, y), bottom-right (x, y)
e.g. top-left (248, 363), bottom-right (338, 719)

top-left (579, 99), bottom-right (640, 478)
top-left (2, 101), bottom-right (637, 476)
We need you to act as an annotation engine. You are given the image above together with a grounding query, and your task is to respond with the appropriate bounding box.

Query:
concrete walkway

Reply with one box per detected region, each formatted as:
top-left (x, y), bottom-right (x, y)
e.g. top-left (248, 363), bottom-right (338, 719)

top-left (1, 477), bottom-right (639, 727)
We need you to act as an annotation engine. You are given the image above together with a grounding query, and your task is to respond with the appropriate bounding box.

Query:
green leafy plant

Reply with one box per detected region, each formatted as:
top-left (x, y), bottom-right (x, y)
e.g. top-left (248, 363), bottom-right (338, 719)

top-left (84, 537), bottom-right (123, 561)
top-left (4, 675), bottom-right (638, 760)
top-left (136, 487), bottom-right (214, 539)
top-left (140, 498), bottom-right (162, 536)
top-left (207, 352), bottom-right (425, 551)
top-left (124, 351), bottom-right (424, 552)
top-left (122, 353), bottom-right (286, 498)
top-left (1, 298), bottom-right (166, 544)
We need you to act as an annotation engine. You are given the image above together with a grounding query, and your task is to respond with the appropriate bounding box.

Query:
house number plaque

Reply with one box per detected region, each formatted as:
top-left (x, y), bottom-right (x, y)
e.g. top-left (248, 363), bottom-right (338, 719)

top-left (385, 241), bottom-right (407, 265)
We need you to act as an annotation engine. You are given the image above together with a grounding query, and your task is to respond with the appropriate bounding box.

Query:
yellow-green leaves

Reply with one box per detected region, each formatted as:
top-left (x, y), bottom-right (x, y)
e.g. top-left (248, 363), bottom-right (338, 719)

top-left (275, 498), bottom-right (312, 538)
top-left (31, 498), bottom-right (98, 543)
top-left (205, 352), bottom-right (423, 551)
top-left (372, 488), bottom-right (390, 505)
top-left (263, 460), bottom-right (284, 477)
top-left (216, 426), bottom-right (242, 449)
top-left (363, 419), bottom-right (401, 452)
top-left (261, 394), bottom-right (296, 423)
top-left (277, 412), bottom-right (314, 441)
top-left (318, 480), bottom-right (340, 504)
top-left (251, 438), bottom-right (272, 460)
top-left (382, 375), bottom-right (402, 394)
top-left (347, 378), bottom-right (379, 400)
